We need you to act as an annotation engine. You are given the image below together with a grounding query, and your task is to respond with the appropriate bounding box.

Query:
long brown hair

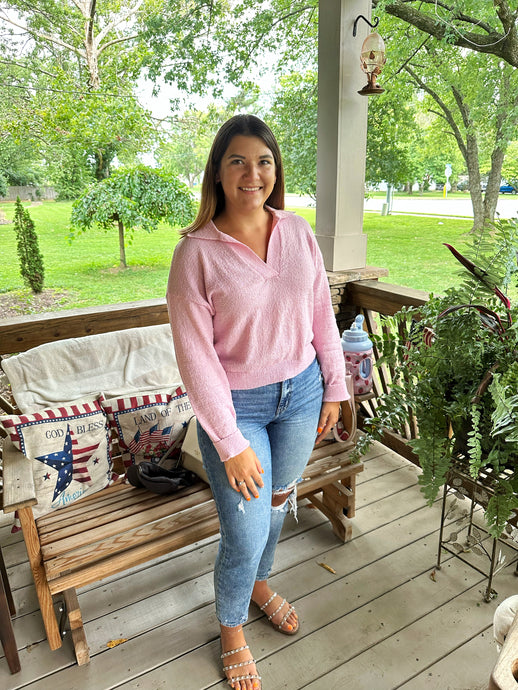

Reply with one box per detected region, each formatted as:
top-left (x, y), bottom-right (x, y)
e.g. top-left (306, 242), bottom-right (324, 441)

top-left (180, 114), bottom-right (285, 235)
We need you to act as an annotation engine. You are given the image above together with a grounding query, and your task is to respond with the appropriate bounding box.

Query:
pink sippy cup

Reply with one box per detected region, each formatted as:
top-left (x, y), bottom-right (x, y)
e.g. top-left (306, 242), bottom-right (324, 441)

top-left (341, 315), bottom-right (373, 395)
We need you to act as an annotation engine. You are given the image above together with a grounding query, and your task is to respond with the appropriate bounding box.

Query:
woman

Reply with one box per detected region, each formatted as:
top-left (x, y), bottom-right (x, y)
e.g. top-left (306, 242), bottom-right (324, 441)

top-left (167, 115), bottom-right (349, 690)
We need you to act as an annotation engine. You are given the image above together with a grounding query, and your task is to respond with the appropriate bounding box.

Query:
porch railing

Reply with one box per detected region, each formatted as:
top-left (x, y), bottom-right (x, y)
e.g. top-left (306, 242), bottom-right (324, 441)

top-left (0, 281), bottom-right (429, 462)
top-left (346, 279), bottom-right (429, 465)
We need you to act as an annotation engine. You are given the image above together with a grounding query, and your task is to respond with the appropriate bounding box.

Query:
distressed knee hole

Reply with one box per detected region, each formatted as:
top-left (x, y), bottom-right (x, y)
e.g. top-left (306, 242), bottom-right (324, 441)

top-left (271, 490), bottom-right (292, 508)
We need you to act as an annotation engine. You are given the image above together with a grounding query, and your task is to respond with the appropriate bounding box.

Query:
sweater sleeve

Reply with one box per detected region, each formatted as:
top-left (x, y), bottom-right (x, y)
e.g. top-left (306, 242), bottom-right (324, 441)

top-left (306, 226), bottom-right (349, 402)
top-left (166, 247), bottom-right (250, 462)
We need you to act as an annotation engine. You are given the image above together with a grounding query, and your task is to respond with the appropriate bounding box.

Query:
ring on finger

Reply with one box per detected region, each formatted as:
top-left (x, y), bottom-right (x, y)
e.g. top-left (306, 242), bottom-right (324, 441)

top-left (238, 480), bottom-right (246, 486)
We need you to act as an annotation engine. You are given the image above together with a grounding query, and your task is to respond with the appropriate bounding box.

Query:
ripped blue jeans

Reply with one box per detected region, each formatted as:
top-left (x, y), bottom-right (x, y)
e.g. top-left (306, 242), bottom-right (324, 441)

top-left (197, 357), bottom-right (324, 627)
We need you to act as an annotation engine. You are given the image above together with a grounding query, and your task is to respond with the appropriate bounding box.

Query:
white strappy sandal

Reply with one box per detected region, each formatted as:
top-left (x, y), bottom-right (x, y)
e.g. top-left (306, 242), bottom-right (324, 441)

top-left (257, 591), bottom-right (299, 635)
top-left (221, 644), bottom-right (261, 688)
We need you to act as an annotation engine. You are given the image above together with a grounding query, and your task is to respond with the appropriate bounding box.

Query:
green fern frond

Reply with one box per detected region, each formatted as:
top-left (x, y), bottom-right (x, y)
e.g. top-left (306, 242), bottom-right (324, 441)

top-left (485, 483), bottom-right (518, 538)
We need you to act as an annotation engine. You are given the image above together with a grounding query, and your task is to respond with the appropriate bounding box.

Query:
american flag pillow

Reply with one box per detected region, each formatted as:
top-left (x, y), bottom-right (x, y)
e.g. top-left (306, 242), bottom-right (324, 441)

top-left (100, 386), bottom-right (193, 470)
top-left (0, 398), bottom-right (112, 519)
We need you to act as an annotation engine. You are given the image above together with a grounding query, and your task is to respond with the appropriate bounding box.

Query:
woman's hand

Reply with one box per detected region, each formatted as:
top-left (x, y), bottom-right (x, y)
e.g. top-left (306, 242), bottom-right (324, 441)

top-left (224, 446), bottom-right (264, 500)
top-left (315, 401), bottom-right (341, 444)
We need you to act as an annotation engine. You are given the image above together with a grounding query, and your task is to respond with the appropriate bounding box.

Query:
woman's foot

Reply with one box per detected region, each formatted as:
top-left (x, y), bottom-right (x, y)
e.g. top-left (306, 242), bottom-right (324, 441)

top-left (251, 581), bottom-right (299, 635)
top-left (220, 625), bottom-right (261, 690)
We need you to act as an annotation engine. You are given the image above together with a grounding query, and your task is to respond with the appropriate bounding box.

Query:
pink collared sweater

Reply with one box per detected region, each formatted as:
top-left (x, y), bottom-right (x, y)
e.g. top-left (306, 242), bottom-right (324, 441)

top-left (166, 208), bottom-right (348, 461)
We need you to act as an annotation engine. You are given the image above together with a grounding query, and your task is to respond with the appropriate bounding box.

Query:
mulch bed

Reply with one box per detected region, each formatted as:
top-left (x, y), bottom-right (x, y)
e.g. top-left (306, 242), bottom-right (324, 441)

top-left (0, 289), bottom-right (74, 319)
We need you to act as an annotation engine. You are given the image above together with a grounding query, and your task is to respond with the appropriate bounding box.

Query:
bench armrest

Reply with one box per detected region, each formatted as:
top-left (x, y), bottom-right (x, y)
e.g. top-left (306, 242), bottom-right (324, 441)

top-left (2, 439), bottom-right (37, 513)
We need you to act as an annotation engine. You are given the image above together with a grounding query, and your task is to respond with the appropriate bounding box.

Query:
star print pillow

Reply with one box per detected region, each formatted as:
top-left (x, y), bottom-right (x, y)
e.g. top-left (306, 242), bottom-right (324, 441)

top-left (0, 398), bottom-right (112, 519)
top-left (100, 386), bottom-right (193, 470)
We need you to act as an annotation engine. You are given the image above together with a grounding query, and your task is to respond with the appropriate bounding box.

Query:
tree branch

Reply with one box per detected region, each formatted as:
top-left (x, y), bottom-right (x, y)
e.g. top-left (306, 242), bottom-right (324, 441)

top-left (97, 34), bottom-right (140, 55)
top-left (0, 10), bottom-right (86, 59)
top-left (241, 4), bottom-right (315, 72)
top-left (373, 0), bottom-right (518, 67)
top-left (0, 3), bottom-right (83, 41)
top-left (0, 57), bottom-right (57, 78)
top-left (403, 64), bottom-right (468, 160)
top-left (94, 0), bottom-right (144, 48)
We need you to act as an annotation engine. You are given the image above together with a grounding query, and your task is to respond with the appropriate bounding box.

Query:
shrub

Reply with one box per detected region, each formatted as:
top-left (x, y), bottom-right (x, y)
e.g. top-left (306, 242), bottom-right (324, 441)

top-left (0, 171), bottom-right (7, 198)
top-left (13, 197), bottom-right (45, 293)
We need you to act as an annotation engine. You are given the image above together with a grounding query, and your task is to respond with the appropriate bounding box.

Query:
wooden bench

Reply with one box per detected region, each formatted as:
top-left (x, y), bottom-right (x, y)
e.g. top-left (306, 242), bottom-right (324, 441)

top-left (0, 300), bottom-right (363, 666)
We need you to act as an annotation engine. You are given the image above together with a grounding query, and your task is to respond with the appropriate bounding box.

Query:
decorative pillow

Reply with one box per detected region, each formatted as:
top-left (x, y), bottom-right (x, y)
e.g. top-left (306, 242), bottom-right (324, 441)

top-left (100, 386), bottom-right (194, 470)
top-left (0, 399), bottom-right (112, 519)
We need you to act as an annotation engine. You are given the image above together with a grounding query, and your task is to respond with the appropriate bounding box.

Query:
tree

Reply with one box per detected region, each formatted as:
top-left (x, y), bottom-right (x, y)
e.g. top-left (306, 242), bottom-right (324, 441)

top-left (369, 5), bottom-right (518, 231)
top-left (415, 115), bottom-right (465, 191)
top-left (372, 1), bottom-right (518, 68)
top-left (158, 103), bottom-right (245, 187)
top-left (0, 1), bottom-right (160, 183)
top-left (13, 197), bottom-right (45, 293)
top-left (365, 83), bottom-right (422, 191)
top-left (501, 141), bottom-right (518, 190)
top-left (0, 135), bottom-right (44, 186)
top-left (402, 46), bottom-right (518, 230)
top-left (269, 71), bottom-right (318, 197)
top-left (145, 1), bottom-right (318, 95)
top-left (157, 112), bottom-right (210, 187)
top-left (70, 166), bottom-right (196, 269)
top-left (0, 1), bottom-right (150, 91)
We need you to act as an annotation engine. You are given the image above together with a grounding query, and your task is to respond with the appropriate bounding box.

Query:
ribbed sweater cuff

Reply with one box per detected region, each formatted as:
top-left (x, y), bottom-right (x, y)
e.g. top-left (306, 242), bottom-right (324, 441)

top-left (323, 381), bottom-right (350, 402)
top-left (213, 430), bottom-right (251, 462)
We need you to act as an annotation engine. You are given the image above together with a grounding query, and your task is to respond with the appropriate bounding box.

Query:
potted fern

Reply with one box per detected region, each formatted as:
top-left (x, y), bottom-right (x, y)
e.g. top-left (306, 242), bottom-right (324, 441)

top-left (358, 218), bottom-right (518, 538)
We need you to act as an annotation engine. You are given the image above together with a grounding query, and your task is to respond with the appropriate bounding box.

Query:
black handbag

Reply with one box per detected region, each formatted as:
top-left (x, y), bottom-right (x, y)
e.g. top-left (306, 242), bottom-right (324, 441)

top-left (126, 461), bottom-right (198, 495)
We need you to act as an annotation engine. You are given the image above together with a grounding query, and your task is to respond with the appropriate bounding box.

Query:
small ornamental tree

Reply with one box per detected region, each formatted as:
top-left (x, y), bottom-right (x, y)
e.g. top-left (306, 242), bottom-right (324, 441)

top-left (13, 197), bottom-right (45, 293)
top-left (70, 166), bottom-right (197, 268)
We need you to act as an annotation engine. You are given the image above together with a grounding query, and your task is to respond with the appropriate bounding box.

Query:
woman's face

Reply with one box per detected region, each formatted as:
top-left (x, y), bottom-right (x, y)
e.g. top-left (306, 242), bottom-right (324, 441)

top-left (216, 135), bottom-right (277, 215)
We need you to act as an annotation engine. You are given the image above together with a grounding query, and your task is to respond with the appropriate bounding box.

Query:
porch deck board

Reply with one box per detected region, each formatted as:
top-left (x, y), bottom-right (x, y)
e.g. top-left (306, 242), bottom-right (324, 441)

top-left (0, 441), bottom-right (508, 690)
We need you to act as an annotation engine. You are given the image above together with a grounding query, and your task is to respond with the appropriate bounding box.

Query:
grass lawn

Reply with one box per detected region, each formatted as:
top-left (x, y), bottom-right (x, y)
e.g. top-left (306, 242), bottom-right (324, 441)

top-left (0, 201), bottom-right (180, 313)
top-left (289, 207), bottom-right (472, 293)
top-left (0, 200), bottom-right (479, 317)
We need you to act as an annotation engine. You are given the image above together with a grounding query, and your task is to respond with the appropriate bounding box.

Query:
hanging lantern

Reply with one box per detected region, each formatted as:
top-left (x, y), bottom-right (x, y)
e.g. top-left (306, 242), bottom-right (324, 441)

top-left (358, 31), bottom-right (386, 96)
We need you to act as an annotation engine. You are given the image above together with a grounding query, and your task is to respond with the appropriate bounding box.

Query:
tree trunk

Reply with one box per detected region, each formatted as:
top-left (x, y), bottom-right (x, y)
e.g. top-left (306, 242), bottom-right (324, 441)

top-left (94, 150), bottom-right (112, 180)
top-left (463, 132), bottom-right (486, 233)
top-left (84, 0), bottom-right (100, 90)
top-left (484, 145), bottom-right (506, 225)
top-left (118, 219), bottom-right (127, 269)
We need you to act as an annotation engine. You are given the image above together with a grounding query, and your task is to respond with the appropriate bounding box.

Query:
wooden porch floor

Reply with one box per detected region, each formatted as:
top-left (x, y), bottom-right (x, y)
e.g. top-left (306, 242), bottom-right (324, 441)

top-left (1, 441), bottom-right (515, 690)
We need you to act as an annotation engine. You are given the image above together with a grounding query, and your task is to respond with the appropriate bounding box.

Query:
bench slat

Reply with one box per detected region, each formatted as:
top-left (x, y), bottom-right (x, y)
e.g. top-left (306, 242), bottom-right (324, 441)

top-left (309, 439), bottom-right (354, 460)
top-left (47, 513), bottom-right (221, 595)
top-left (40, 486), bottom-right (214, 557)
top-left (37, 482), bottom-right (208, 536)
top-left (299, 462), bottom-right (363, 497)
top-left (302, 450), bottom-right (358, 479)
top-left (44, 498), bottom-right (218, 580)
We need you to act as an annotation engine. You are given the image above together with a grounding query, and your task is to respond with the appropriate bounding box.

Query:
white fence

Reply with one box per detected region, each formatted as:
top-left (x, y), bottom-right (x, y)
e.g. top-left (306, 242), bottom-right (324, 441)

top-left (0, 185), bottom-right (58, 201)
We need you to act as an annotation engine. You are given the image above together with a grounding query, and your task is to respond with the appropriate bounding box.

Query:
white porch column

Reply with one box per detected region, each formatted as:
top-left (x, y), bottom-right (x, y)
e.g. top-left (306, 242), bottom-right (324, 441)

top-left (316, 0), bottom-right (371, 271)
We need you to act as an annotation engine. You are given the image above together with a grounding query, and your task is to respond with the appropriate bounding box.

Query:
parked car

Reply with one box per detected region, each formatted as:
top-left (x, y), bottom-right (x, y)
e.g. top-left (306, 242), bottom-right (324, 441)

top-left (500, 184), bottom-right (517, 194)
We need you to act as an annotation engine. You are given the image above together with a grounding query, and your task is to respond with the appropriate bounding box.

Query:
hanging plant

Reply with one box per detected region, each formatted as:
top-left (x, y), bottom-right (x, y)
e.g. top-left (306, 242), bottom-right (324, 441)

top-left (357, 217), bottom-right (518, 537)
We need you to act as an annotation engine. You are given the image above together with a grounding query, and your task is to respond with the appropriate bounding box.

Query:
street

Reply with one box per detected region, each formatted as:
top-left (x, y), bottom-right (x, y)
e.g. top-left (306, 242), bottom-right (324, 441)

top-left (285, 193), bottom-right (518, 219)
top-left (364, 194), bottom-right (518, 219)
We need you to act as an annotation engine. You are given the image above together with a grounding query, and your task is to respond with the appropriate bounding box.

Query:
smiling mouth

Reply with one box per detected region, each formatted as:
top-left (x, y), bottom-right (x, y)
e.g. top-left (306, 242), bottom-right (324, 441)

top-left (240, 186), bottom-right (262, 192)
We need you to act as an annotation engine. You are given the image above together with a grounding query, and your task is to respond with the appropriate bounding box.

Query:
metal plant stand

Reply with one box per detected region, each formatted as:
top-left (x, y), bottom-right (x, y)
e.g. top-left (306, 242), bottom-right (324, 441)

top-left (436, 455), bottom-right (518, 602)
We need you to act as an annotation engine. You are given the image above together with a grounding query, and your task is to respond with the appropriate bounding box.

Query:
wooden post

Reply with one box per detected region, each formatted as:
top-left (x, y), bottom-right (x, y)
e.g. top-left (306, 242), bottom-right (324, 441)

top-left (0, 547), bottom-right (21, 674)
top-left (63, 589), bottom-right (90, 665)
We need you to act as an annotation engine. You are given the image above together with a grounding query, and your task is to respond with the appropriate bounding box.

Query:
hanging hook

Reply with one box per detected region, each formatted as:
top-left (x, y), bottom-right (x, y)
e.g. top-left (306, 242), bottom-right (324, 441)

top-left (353, 15), bottom-right (380, 37)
